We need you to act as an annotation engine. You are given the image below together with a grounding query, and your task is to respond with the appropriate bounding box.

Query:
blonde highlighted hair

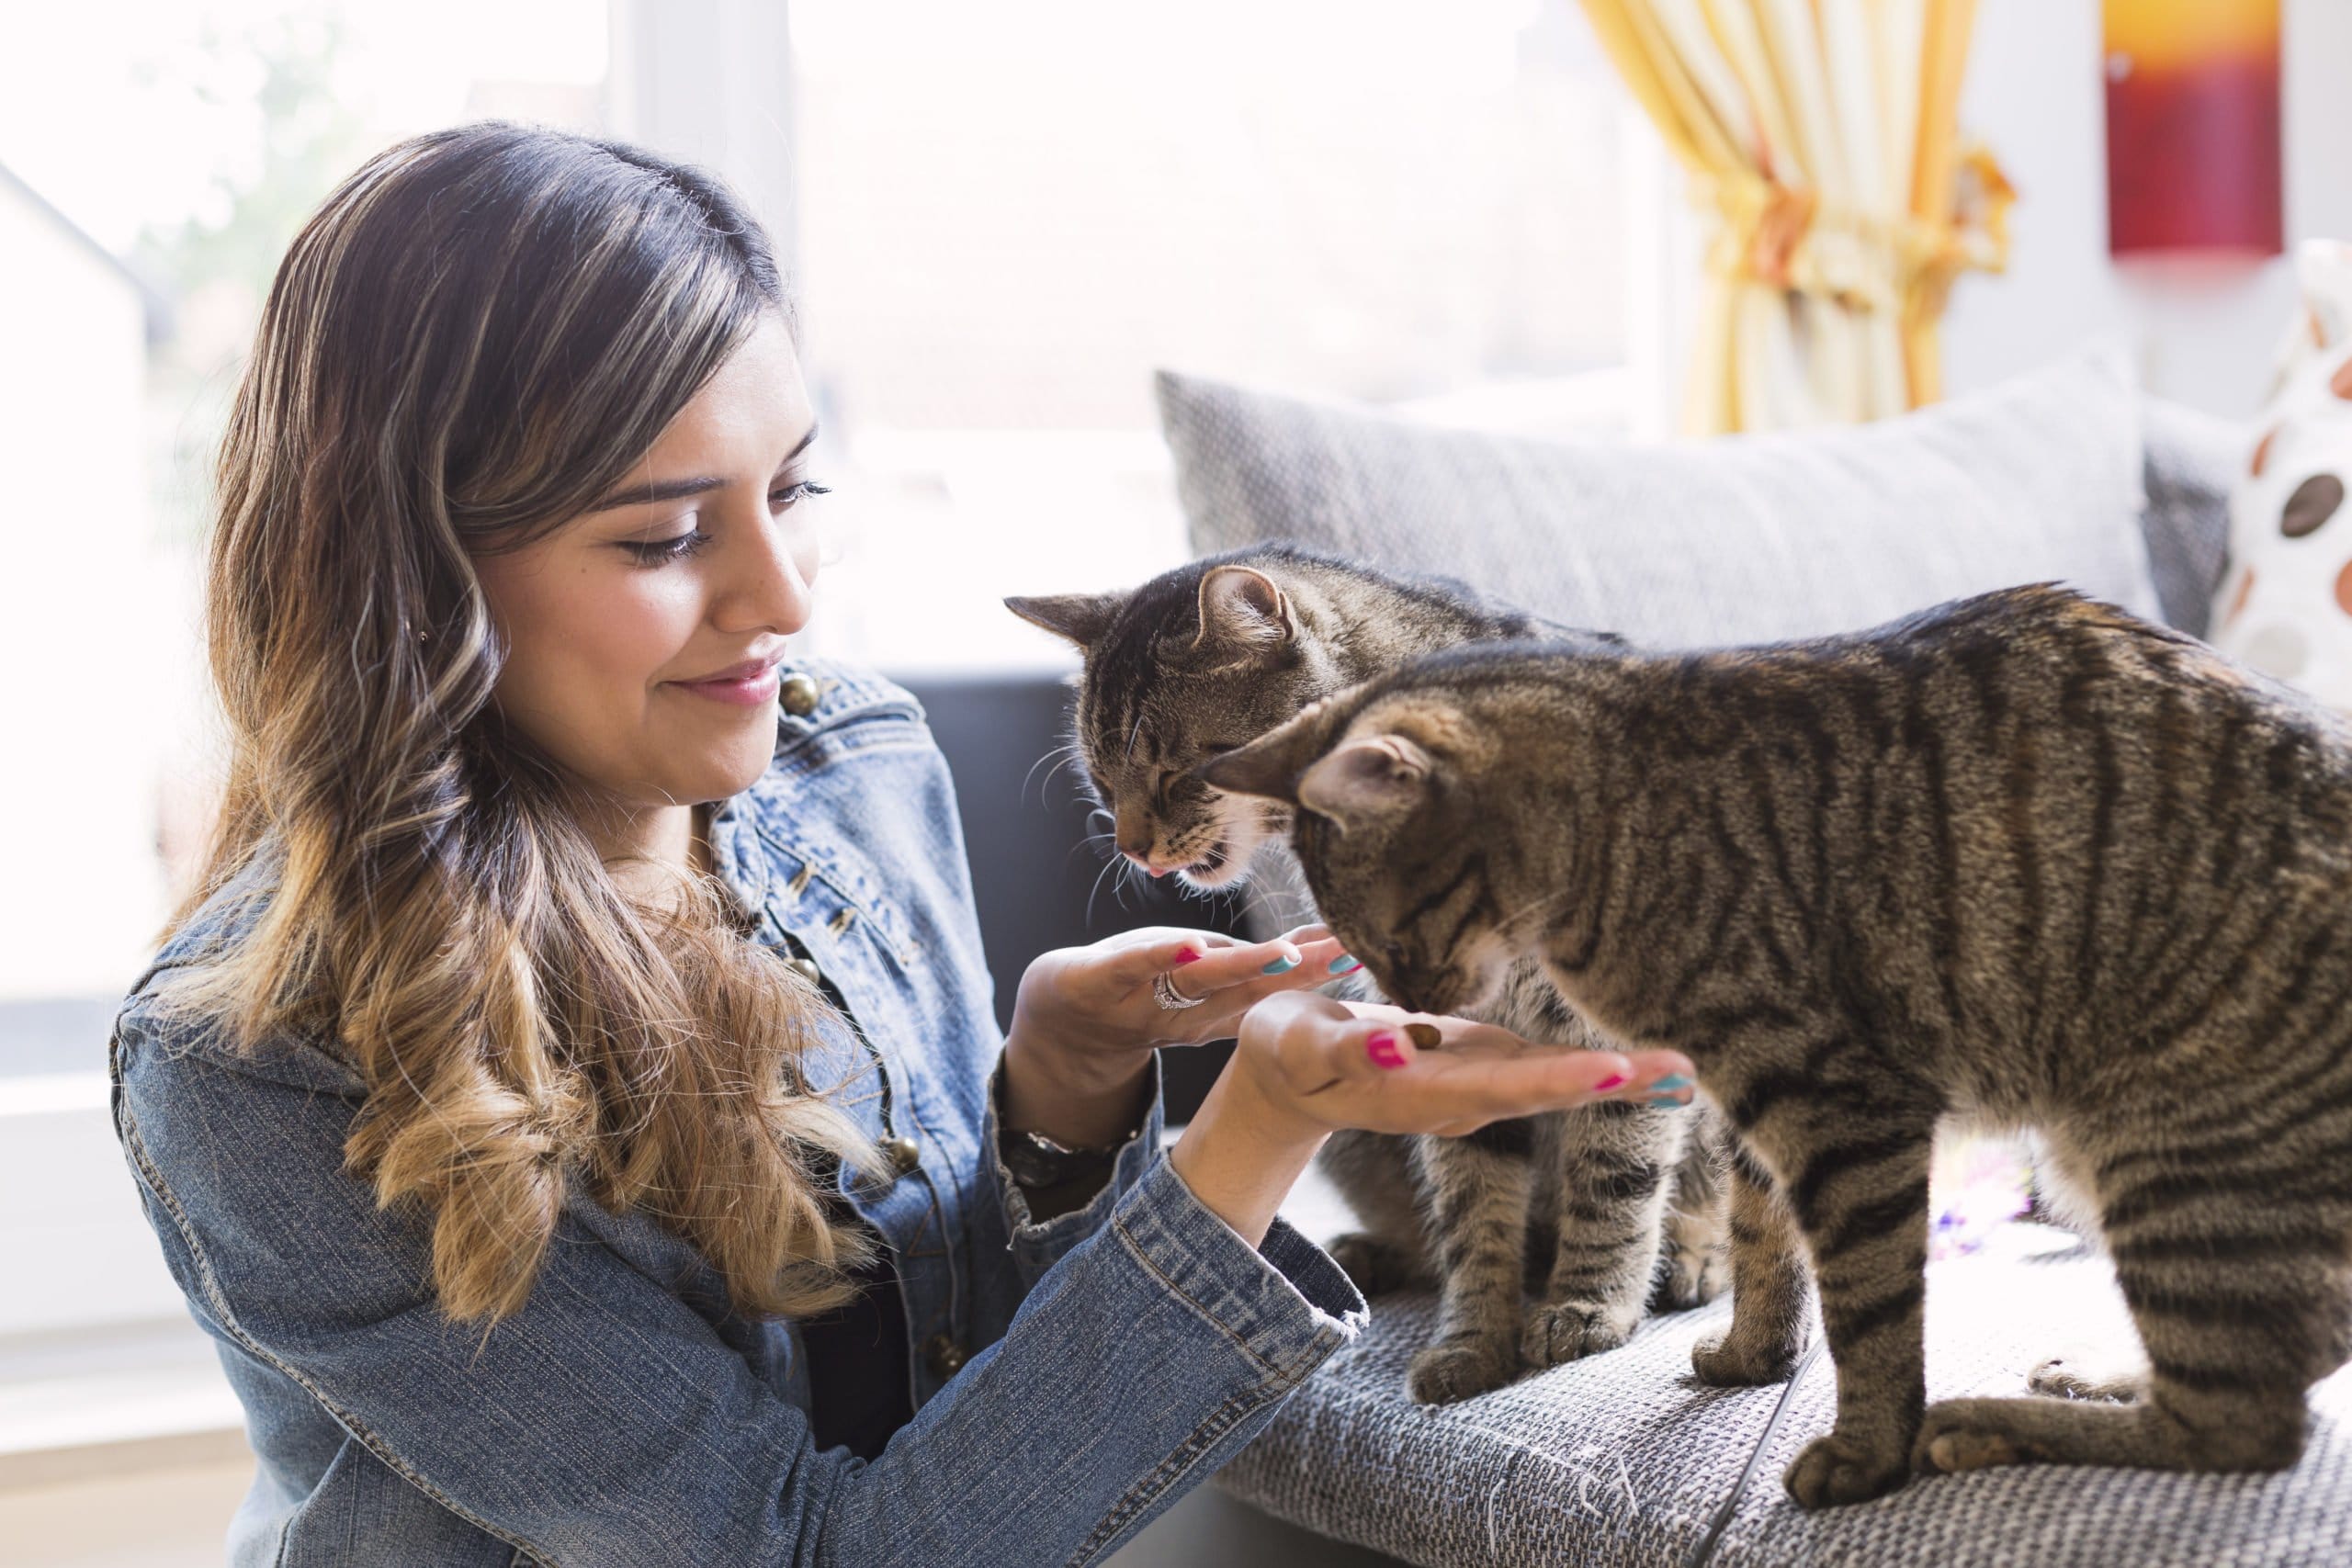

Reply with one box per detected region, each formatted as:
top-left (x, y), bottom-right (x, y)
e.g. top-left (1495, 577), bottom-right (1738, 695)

top-left (154, 123), bottom-right (876, 1326)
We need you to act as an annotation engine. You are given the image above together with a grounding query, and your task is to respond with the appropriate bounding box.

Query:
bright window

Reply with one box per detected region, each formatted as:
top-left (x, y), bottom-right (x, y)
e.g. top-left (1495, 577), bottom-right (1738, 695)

top-left (772, 0), bottom-right (1661, 671)
top-left (0, 0), bottom-right (609, 1337)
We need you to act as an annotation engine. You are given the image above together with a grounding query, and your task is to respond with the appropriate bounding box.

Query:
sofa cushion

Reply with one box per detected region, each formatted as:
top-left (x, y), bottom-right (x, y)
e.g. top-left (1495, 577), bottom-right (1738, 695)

top-left (1217, 1221), bottom-right (2352, 1567)
top-left (2139, 394), bottom-right (2247, 637)
top-left (1157, 347), bottom-right (2165, 644)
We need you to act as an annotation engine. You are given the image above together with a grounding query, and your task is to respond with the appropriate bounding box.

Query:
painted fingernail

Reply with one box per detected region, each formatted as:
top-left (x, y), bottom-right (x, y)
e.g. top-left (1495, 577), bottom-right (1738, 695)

top-left (1592, 1073), bottom-right (1627, 1092)
top-left (1261, 953), bottom-right (1300, 975)
top-left (1328, 954), bottom-right (1361, 974)
top-left (1648, 1074), bottom-right (1692, 1092)
top-left (1366, 1032), bottom-right (1406, 1069)
top-left (1647, 1093), bottom-right (1688, 1108)
top-left (1174, 947), bottom-right (1202, 964)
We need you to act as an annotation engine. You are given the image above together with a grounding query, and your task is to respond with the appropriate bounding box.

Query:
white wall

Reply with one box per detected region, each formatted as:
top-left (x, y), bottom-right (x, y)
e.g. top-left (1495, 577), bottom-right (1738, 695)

top-left (1943, 0), bottom-right (2352, 419)
top-left (0, 177), bottom-right (169, 1007)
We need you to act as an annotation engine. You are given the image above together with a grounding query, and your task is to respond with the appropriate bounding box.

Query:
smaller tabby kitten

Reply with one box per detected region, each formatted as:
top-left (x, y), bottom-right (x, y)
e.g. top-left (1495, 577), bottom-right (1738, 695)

top-left (1008, 546), bottom-right (1727, 1405)
top-left (1203, 584), bottom-right (2352, 1506)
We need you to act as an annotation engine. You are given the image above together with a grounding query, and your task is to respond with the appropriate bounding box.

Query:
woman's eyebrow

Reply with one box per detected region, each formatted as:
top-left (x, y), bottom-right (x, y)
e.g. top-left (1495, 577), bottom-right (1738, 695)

top-left (586, 423), bottom-right (820, 513)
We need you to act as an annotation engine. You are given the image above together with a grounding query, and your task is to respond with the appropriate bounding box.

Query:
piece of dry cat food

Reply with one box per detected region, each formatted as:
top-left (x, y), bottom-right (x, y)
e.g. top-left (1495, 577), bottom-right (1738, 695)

top-left (1403, 1021), bottom-right (1443, 1052)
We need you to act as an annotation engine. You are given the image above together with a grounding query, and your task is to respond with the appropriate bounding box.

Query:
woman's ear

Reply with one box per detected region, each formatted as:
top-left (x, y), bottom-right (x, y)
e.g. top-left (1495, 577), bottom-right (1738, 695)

top-left (1004, 591), bottom-right (1125, 650)
top-left (1189, 565), bottom-right (1295, 661)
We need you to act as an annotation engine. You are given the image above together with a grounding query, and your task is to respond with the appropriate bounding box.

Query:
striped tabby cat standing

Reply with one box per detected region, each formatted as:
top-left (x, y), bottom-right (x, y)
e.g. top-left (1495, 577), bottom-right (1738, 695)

top-left (1201, 583), bottom-right (2352, 1506)
top-left (1008, 546), bottom-right (1727, 1404)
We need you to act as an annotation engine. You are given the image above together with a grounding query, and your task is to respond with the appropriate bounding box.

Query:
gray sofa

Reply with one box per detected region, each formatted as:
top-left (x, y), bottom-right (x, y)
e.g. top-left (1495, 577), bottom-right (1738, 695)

top-left (1133, 354), bottom-right (2351, 1567)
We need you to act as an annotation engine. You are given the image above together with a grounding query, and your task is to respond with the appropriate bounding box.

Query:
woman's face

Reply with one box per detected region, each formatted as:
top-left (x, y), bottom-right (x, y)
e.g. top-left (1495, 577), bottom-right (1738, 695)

top-left (473, 311), bottom-right (822, 818)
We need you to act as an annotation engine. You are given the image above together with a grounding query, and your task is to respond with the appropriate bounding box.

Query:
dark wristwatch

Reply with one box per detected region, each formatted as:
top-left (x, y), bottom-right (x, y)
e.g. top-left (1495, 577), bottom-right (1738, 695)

top-left (999, 1122), bottom-right (1137, 1190)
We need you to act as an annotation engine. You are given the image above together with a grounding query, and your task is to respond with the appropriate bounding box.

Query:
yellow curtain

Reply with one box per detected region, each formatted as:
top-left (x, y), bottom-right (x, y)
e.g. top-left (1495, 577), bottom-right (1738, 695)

top-left (1579, 0), bottom-right (2013, 434)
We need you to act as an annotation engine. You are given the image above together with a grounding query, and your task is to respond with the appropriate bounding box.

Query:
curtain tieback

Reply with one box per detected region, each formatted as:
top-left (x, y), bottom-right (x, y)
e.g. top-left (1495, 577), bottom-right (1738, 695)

top-left (1695, 141), bottom-right (2015, 319)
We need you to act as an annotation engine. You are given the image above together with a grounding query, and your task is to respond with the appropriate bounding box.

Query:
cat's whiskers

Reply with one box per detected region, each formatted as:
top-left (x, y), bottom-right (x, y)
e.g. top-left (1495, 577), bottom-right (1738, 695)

top-left (1024, 738), bottom-right (1089, 804)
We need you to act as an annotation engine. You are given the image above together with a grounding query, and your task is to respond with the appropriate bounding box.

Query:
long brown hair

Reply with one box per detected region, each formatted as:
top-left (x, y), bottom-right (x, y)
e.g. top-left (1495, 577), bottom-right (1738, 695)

top-left (153, 122), bottom-right (876, 1327)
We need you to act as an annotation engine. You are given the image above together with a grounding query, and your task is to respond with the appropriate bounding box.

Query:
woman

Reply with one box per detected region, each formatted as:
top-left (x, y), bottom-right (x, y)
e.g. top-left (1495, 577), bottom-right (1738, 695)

top-left (109, 123), bottom-right (1694, 1567)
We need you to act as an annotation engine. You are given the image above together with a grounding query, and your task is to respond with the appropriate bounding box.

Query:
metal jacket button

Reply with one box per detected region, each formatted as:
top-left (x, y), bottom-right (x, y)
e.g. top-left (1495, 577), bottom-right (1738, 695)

top-left (924, 1333), bottom-right (967, 1378)
top-left (883, 1134), bottom-right (921, 1177)
top-left (787, 955), bottom-right (821, 986)
top-left (780, 672), bottom-right (821, 717)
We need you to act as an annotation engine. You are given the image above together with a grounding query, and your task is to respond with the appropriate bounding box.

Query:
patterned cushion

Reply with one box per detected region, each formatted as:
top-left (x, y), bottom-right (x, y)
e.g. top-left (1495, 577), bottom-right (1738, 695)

top-left (2210, 240), bottom-right (2352, 705)
top-left (1218, 1224), bottom-right (2352, 1567)
top-left (1157, 346), bottom-right (2165, 646)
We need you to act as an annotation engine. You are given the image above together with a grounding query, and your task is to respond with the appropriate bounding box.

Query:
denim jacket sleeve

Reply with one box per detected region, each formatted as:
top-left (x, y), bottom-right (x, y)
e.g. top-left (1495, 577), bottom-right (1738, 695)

top-left (982, 1049), bottom-right (1170, 1289)
top-left (113, 1000), bottom-right (1365, 1568)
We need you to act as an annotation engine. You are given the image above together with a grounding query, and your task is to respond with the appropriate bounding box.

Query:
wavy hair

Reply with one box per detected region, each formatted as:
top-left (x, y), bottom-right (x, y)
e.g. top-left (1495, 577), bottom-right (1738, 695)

top-left (153, 122), bottom-right (876, 1327)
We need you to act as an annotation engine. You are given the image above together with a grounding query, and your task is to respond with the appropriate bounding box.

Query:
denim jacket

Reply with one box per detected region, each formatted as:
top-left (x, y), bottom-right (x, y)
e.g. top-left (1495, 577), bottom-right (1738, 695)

top-left (108, 660), bottom-right (1366, 1567)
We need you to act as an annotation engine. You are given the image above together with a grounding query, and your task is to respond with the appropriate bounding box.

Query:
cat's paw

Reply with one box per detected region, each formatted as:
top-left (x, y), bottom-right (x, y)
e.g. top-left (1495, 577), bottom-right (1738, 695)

top-left (2026, 1346), bottom-right (2144, 1403)
top-left (1914, 1400), bottom-right (2030, 1473)
top-left (1690, 1327), bottom-right (1803, 1387)
top-left (1650, 1238), bottom-right (1731, 1313)
top-left (1785, 1430), bottom-right (1911, 1508)
top-left (1406, 1337), bottom-right (1521, 1404)
top-left (1521, 1298), bottom-right (1637, 1368)
top-left (1328, 1233), bottom-right (1425, 1297)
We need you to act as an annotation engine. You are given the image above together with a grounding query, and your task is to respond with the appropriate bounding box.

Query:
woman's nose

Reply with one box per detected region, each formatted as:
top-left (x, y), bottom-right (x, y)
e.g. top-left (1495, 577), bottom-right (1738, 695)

top-left (717, 501), bottom-right (816, 635)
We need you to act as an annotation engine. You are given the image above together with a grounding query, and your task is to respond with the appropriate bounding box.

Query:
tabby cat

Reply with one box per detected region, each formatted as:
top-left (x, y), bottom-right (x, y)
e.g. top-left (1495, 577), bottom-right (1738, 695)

top-left (1200, 582), bottom-right (2352, 1506)
top-left (1008, 545), bottom-right (1727, 1404)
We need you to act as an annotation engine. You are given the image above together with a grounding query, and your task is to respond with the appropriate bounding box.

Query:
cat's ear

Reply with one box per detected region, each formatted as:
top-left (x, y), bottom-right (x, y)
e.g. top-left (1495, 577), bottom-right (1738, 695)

top-left (1198, 716), bottom-right (1430, 831)
top-left (1190, 565), bottom-right (1295, 660)
top-left (1193, 705), bottom-right (1329, 803)
top-left (1004, 592), bottom-right (1124, 650)
top-left (1295, 734), bottom-right (1430, 830)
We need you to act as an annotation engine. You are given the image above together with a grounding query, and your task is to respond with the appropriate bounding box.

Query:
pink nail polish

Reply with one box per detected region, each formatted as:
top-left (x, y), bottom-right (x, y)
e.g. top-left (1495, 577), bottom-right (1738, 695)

top-left (1593, 1073), bottom-right (1626, 1092)
top-left (1174, 947), bottom-right (1201, 964)
top-left (1366, 1032), bottom-right (1406, 1069)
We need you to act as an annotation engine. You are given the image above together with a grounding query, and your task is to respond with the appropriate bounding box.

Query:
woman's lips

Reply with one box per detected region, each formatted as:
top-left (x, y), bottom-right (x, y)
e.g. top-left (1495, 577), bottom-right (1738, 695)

top-left (669, 665), bottom-right (782, 707)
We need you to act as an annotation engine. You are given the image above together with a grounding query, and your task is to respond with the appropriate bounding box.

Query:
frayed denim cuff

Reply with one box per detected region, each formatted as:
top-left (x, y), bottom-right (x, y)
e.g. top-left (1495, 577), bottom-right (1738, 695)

top-left (1107, 1154), bottom-right (1367, 1391)
top-left (988, 1051), bottom-right (1167, 1280)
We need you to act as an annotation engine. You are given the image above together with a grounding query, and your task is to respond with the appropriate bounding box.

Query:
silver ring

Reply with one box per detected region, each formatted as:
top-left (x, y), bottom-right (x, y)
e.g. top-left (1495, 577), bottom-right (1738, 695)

top-left (1151, 970), bottom-right (1206, 1010)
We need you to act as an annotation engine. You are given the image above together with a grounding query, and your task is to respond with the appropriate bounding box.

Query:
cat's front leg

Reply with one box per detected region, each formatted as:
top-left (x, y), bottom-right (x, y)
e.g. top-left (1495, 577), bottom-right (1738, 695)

top-left (1763, 1118), bottom-right (1936, 1508)
top-left (1655, 1101), bottom-right (1731, 1311)
top-left (1690, 1141), bottom-right (1809, 1386)
top-left (1525, 1100), bottom-right (1683, 1367)
top-left (1406, 1121), bottom-right (1539, 1404)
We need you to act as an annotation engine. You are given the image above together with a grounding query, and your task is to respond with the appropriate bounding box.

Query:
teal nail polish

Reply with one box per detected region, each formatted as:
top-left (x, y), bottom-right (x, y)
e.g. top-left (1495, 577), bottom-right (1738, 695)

top-left (1261, 953), bottom-right (1300, 975)
top-left (1649, 1074), bottom-right (1692, 1092)
top-left (1328, 954), bottom-right (1361, 974)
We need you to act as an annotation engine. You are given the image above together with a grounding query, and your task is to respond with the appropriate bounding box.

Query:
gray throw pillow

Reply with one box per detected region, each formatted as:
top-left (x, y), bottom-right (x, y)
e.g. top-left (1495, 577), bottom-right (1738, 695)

top-left (2139, 394), bottom-right (2249, 637)
top-left (1156, 346), bottom-right (2163, 648)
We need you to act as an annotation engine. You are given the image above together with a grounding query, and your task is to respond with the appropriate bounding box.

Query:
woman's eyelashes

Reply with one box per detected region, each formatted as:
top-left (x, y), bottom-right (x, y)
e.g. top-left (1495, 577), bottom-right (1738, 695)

top-left (620, 479), bottom-right (831, 567)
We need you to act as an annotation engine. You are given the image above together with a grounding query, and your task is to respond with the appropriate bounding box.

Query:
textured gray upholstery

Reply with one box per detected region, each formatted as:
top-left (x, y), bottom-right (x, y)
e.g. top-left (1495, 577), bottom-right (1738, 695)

top-left (1218, 1232), bottom-right (2352, 1567)
top-left (2138, 395), bottom-right (2251, 637)
top-left (1152, 361), bottom-right (2284, 1563)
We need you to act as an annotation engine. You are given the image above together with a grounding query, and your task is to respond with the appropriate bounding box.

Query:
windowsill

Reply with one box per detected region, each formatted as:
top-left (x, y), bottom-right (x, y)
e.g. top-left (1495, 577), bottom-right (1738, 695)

top-left (0, 1317), bottom-right (246, 1491)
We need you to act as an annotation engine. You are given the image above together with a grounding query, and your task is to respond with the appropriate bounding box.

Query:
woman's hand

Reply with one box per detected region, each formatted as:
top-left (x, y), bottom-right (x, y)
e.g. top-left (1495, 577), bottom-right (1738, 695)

top-left (1000, 924), bottom-right (1351, 1154)
top-left (1170, 991), bottom-right (1698, 1247)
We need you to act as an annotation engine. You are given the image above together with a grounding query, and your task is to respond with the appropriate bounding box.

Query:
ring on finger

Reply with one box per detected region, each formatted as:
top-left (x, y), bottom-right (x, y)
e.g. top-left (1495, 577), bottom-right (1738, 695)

top-left (1151, 970), bottom-right (1207, 1010)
